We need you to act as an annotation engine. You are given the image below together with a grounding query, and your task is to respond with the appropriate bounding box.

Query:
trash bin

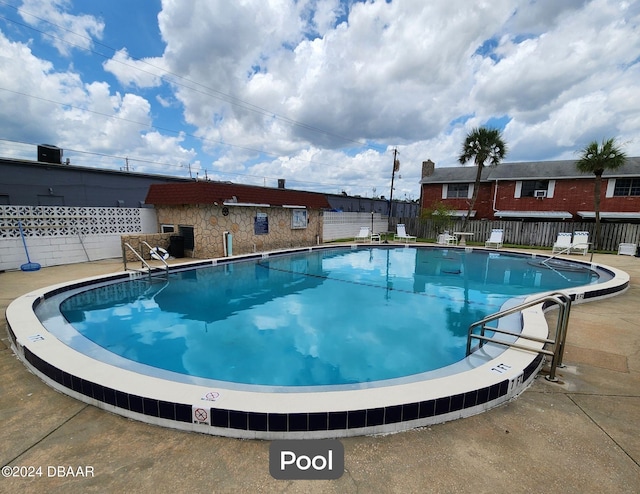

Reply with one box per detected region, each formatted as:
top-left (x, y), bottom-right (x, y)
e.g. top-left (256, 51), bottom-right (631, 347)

top-left (169, 235), bottom-right (185, 258)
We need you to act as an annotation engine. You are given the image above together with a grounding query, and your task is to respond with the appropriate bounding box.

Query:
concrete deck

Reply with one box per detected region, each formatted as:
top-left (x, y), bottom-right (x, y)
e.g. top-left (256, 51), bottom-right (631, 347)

top-left (1, 251), bottom-right (639, 493)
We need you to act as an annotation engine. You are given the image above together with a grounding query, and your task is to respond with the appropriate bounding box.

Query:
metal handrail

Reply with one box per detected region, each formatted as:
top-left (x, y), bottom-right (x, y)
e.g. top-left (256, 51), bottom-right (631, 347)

top-left (141, 240), bottom-right (170, 275)
top-left (466, 291), bottom-right (572, 382)
top-left (543, 242), bottom-right (593, 265)
top-left (123, 242), bottom-right (169, 281)
top-left (123, 242), bottom-right (152, 279)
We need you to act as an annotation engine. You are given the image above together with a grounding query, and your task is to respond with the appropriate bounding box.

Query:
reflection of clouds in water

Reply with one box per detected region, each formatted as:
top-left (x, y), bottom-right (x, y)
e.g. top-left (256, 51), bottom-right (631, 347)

top-left (253, 314), bottom-right (288, 331)
top-left (62, 247), bottom-right (599, 386)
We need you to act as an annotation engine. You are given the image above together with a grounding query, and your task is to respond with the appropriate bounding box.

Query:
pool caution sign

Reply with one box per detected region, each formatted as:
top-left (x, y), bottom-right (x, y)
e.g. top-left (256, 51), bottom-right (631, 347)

top-left (192, 406), bottom-right (210, 425)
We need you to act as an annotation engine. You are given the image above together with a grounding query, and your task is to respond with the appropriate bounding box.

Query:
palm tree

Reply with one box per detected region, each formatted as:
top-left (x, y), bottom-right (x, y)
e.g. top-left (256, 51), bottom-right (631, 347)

top-left (576, 138), bottom-right (627, 250)
top-left (458, 127), bottom-right (508, 230)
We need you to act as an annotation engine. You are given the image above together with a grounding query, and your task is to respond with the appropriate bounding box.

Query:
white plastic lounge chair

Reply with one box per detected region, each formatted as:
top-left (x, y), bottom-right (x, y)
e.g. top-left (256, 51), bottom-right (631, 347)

top-left (437, 231), bottom-right (458, 245)
top-left (571, 231), bottom-right (589, 255)
top-left (355, 227), bottom-right (371, 242)
top-left (552, 232), bottom-right (572, 254)
top-left (618, 243), bottom-right (637, 256)
top-left (485, 229), bottom-right (503, 249)
top-left (394, 224), bottom-right (417, 243)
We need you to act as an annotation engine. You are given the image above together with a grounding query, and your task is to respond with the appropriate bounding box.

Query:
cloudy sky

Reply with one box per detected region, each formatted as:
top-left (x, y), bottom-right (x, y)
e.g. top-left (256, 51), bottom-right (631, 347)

top-left (0, 0), bottom-right (638, 200)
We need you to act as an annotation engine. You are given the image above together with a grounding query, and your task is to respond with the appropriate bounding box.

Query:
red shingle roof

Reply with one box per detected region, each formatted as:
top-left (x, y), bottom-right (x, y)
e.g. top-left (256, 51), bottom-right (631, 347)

top-left (145, 182), bottom-right (331, 209)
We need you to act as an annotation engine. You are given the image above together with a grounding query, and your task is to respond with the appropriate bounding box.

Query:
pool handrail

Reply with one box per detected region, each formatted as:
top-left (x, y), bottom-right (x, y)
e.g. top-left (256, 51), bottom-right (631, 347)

top-left (466, 291), bottom-right (572, 382)
top-left (542, 242), bottom-right (594, 265)
top-left (123, 242), bottom-right (169, 280)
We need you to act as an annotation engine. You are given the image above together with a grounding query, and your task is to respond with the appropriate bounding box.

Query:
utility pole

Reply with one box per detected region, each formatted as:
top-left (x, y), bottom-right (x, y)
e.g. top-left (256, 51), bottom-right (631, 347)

top-left (388, 148), bottom-right (399, 231)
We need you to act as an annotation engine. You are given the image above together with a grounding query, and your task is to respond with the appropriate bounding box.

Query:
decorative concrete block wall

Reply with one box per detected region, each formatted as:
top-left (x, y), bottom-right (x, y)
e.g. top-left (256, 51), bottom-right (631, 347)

top-left (0, 206), bottom-right (158, 271)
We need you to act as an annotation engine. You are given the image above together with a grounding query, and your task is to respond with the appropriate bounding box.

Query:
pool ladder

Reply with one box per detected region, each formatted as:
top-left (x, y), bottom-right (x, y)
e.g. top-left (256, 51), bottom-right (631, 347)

top-left (466, 292), bottom-right (572, 382)
top-left (542, 243), bottom-right (593, 266)
top-left (122, 241), bottom-right (169, 281)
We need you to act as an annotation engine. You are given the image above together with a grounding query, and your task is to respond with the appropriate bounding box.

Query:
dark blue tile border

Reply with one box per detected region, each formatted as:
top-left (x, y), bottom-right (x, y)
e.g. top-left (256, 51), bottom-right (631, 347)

top-left (347, 410), bottom-right (366, 429)
top-left (328, 411), bottom-right (347, 430)
top-left (268, 413), bottom-right (287, 432)
top-left (248, 412), bottom-right (268, 432)
top-left (19, 343), bottom-right (516, 433)
top-left (366, 408), bottom-right (384, 426)
top-left (309, 412), bottom-right (328, 431)
top-left (10, 243), bottom-right (628, 437)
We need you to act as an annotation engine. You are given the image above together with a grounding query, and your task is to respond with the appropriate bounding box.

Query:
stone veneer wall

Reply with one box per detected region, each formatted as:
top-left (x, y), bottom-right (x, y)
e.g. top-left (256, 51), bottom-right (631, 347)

top-left (154, 204), bottom-right (323, 258)
top-left (121, 233), bottom-right (173, 261)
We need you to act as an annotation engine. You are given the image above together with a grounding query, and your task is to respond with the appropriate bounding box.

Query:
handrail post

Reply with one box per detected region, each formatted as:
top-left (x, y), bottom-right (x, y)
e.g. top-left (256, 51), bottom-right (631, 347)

top-left (546, 302), bottom-right (565, 382)
top-left (124, 242), bottom-right (153, 280)
top-left (543, 292), bottom-right (572, 382)
top-left (122, 242), bottom-right (128, 272)
top-left (554, 293), bottom-right (572, 368)
top-left (141, 240), bottom-right (169, 278)
top-left (466, 291), bottom-right (572, 384)
top-left (466, 325), bottom-right (474, 356)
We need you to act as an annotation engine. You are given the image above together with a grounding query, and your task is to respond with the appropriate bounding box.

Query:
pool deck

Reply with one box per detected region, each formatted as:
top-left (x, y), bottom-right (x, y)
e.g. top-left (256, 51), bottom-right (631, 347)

top-left (1, 249), bottom-right (639, 493)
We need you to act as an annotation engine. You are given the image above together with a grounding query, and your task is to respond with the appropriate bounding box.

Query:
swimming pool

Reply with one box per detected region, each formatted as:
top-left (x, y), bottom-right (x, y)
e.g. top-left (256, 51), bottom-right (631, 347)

top-left (6, 245), bottom-right (629, 439)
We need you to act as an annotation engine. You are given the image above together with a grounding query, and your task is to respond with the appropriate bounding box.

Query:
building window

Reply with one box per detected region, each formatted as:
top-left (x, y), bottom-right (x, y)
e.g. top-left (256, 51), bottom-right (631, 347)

top-left (446, 184), bottom-right (469, 199)
top-left (520, 180), bottom-right (549, 197)
top-left (161, 224), bottom-right (175, 233)
top-left (613, 178), bottom-right (640, 197)
top-left (291, 209), bottom-right (307, 229)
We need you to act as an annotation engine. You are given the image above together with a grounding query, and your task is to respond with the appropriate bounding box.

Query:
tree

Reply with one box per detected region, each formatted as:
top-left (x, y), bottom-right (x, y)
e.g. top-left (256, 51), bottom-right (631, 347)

top-left (421, 201), bottom-right (455, 236)
top-left (576, 138), bottom-right (627, 250)
top-left (458, 127), bottom-right (507, 230)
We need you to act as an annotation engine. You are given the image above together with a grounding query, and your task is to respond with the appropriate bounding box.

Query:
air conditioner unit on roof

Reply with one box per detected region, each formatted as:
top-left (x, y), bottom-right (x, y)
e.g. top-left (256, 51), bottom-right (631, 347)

top-left (534, 190), bottom-right (547, 198)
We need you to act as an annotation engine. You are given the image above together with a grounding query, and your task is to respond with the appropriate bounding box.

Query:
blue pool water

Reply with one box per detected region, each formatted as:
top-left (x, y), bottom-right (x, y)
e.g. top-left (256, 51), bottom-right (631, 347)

top-left (58, 247), bottom-right (603, 387)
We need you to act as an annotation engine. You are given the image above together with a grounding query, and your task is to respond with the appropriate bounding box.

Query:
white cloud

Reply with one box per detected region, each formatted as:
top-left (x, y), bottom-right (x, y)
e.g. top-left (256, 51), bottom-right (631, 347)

top-left (0, 29), bottom-right (195, 173)
top-left (2, 0), bottom-right (640, 200)
top-left (18, 0), bottom-right (104, 56)
top-left (103, 48), bottom-right (166, 88)
top-left (308, 0), bottom-right (343, 35)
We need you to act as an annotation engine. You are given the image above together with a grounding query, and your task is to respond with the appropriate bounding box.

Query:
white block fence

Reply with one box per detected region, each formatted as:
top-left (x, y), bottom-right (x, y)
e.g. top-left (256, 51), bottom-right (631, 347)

top-left (322, 212), bottom-right (389, 242)
top-left (0, 206), bottom-right (158, 271)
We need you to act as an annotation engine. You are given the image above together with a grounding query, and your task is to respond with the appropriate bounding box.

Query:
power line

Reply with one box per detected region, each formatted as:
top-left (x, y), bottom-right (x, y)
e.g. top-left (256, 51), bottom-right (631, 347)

top-left (0, 2), bottom-right (398, 194)
top-left (0, 137), bottom-right (389, 193)
top-left (0, 85), bottom-right (369, 175)
top-left (0, 7), bottom-right (392, 188)
top-left (0, 1), bottom-right (386, 152)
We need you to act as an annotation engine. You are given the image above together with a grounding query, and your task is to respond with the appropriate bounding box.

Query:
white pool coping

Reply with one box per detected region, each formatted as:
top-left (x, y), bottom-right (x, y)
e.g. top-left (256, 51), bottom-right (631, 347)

top-left (5, 245), bottom-right (630, 439)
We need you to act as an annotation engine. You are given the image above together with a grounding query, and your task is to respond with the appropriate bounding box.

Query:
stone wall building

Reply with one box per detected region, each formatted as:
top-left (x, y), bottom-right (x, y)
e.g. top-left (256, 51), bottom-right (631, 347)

top-left (144, 182), bottom-right (331, 258)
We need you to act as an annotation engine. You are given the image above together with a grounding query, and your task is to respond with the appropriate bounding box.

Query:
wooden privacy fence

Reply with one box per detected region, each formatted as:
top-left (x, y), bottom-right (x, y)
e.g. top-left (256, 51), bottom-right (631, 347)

top-left (393, 218), bottom-right (640, 252)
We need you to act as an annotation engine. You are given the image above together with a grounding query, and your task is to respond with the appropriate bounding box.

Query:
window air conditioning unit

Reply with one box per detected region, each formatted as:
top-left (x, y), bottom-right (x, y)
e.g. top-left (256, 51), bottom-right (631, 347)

top-left (534, 190), bottom-right (547, 198)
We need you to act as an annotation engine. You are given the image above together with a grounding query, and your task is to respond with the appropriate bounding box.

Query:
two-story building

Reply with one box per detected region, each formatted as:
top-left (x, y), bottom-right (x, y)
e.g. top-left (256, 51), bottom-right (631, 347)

top-left (419, 157), bottom-right (640, 221)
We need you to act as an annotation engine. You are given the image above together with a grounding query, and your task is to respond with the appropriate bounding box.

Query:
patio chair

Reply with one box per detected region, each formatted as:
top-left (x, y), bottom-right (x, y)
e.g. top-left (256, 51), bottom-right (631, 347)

top-left (484, 229), bottom-right (503, 249)
top-left (552, 232), bottom-right (573, 254)
top-left (618, 243), bottom-right (637, 256)
top-left (571, 231), bottom-right (590, 255)
top-left (394, 224), bottom-right (417, 243)
top-left (437, 230), bottom-right (458, 245)
top-left (355, 227), bottom-right (371, 242)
